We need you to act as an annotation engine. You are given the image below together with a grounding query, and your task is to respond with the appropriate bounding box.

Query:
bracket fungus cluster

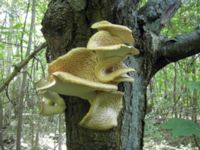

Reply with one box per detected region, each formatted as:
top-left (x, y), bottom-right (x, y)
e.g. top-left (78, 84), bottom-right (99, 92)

top-left (36, 21), bottom-right (139, 130)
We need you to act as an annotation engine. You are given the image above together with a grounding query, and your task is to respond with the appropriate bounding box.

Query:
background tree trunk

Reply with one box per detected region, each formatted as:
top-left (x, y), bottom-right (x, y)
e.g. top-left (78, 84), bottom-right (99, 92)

top-left (41, 0), bottom-right (200, 149)
top-left (0, 97), bottom-right (4, 150)
top-left (16, 0), bottom-right (35, 149)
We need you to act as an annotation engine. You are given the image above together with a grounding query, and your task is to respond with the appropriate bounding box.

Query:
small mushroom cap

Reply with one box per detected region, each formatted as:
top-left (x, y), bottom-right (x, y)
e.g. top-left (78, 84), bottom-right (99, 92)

top-left (37, 71), bottom-right (117, 100)
top-left (79, 91), bottom-right (123, 130)
top-left (37, 90), bottom-right (66, 116)
top-left (87, 30), bottom-right (123, 48)
top-left (91, 20), bottom-right (134, 45)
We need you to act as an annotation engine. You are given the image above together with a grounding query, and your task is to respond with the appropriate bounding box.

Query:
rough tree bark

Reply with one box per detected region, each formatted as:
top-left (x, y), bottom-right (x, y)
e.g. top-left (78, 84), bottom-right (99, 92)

top-left (41, 0), bottom-right (200, 149)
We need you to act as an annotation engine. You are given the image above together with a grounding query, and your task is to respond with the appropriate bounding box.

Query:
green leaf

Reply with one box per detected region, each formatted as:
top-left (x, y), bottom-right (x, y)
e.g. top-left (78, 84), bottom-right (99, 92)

top-left (12, 23), bottom-right (23, 29)
top-left (0, 43), bottom-right (5, 50)
top-left (0, 53), bottom-right (3, 59)
top-left (160, 118), bottom-right (200, 138)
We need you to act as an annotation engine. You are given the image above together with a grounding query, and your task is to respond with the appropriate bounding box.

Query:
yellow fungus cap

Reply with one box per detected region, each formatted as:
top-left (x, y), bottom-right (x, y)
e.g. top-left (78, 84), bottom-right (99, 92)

top-left (87, 30), bottom-right (123, 48)
top-left (48, 47), bottom-right (98, 81)
top-left (87, 44), bottom-right (139, 57)
top-left (48, 46), bottom-right (138, 83)
top-left (91, 20), bottom-right (134, 45)
top-left (79, 91), bottom-right (123, 130)
top-left (36, 81), bottom-right (66, 116)
top-left (37, 71), bottom-right (117, 100)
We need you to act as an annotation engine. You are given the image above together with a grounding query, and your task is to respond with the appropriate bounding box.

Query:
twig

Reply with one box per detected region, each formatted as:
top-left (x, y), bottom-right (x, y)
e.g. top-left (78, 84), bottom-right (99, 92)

top-left (5, 86), bottom-right (14, 106)
top-left (0, 42), bottom-right (47, 93)
top-left (0, 40), bottom-right (26, 48)
top-left (33, 55), bottom-right (46, 77)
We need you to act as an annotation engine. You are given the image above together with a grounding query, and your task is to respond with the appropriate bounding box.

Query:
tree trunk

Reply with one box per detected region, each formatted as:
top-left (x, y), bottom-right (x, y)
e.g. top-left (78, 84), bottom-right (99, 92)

top-left (16, 0), bottom-right (35, 149)
top-left (0, 97), bottom-right (4, 150)
top-left (58, 114), bottom-right (62, 150)
top-left (172, 62), bottom-right (177, 117)
top-left (191, 57), bottom-right (198, 122)
top-left (42, 1), bottom-right (146, 149)
top-left (41, 0), bottom-right (200, 149)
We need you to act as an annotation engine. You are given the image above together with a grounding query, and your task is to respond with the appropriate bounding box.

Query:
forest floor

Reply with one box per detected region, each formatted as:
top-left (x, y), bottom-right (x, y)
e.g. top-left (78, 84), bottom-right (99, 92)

top-left (144, 139), bottom-right (198, 150)
top-left (2, 131), bottom-right (198, 150)
top-left (3, 139), bottom-right (198, 150)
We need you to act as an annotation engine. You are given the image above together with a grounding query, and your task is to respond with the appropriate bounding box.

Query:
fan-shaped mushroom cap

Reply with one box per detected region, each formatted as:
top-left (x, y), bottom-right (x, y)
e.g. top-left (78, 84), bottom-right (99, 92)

top-left (37, 71), bottom-right (117, 101)
top-left (91, 20), bottom-right (134, 45)
top-left (48, 47), bottom-right (98, 81)
top-left (79, 91), bottom-right (123, 130)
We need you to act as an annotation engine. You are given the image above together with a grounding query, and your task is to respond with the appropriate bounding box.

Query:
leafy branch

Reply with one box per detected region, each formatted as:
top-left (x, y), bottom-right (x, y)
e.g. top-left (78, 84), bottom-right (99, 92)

top-left (0, 42), bottom-right (47, 93)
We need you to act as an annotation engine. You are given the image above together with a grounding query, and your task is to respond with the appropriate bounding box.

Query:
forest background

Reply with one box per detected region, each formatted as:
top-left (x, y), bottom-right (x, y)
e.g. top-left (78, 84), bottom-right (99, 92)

top-left (0, 0), bottom-right (199, 149)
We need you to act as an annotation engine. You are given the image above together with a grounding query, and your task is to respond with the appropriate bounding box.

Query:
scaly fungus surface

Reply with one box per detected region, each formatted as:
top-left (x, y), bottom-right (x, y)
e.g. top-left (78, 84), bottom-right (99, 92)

top-left (36, 21), bottom-right (139, 130)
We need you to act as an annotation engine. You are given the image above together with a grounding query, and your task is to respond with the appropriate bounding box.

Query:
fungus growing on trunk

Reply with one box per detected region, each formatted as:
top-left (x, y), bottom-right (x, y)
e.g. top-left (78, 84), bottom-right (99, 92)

top-left (90, 20), bottom-right (134, 45)
top-left (36, 21), bottom-right (139, 130)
